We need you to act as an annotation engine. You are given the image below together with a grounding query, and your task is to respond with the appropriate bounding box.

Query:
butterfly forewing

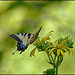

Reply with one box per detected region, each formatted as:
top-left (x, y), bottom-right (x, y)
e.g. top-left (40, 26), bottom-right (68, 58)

top-left (15, 33), bottom-right (27, 41)
top-left (22, 33), bottom-right (34, 46)
top-left (10, 33), bottom-right (34, 46)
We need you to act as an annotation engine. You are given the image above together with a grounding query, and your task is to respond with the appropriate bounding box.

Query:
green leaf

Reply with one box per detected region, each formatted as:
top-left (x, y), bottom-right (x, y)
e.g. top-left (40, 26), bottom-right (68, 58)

top-left (45, 69), bottom-right (55, 74)
top-left (37, 42), bottom-right (48, 51)
top-left (66, 40), bottom-right (74, 48)
top-left (58, 37), bottom-right (63, 44)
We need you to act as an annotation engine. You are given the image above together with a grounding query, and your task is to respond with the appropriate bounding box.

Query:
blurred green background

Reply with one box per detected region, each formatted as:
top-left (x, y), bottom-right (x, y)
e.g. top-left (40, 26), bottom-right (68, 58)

top-left (0, 1), bottom-right (75, 74)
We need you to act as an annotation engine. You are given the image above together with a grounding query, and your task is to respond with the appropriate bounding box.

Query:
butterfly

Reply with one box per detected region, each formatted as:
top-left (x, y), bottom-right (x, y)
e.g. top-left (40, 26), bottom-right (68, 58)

top-left (10, 26), bottom-right (42, 55)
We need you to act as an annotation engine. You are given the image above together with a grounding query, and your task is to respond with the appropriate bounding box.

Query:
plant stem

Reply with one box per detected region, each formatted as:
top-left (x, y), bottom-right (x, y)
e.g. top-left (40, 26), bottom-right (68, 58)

top-left (51, 53), bottom-right (54, 63)
top-left (47, 51), bottom-right (53, 64)
top-left (46, 51), bottom-right (59, 75)
top-left (56, 65), bottom-right (58, 75)
top-left (53, 55), bottom-right (56, 70)
top-left (55, 56), bottom-right (59, 75)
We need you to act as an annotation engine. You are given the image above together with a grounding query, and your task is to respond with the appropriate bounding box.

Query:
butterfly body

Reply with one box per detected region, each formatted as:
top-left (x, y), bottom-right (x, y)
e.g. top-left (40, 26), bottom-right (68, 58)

top-left (10, 26), bottom-right (42, 55)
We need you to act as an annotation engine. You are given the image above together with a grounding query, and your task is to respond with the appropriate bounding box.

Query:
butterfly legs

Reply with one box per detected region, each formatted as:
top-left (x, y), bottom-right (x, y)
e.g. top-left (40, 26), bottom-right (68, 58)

top-left (12, 50), bottom-right (18, 55)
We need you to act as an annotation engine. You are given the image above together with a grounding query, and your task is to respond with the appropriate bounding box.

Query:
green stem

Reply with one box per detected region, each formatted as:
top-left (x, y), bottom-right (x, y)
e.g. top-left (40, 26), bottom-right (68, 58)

top-left (56, 65), bottom-right (58, 75)
top-left (54, 55), bottom-right (56, 62)
top-left (46, 51), bottom-right (53, 65)
top-left (55, 56), bottom-right (59, 75)
top-left (46, 51), bottom-right (59, 75)
top-left (53, 55), bottom-right (56, 70)
top-left (51, 53), bottom-right (55, 63)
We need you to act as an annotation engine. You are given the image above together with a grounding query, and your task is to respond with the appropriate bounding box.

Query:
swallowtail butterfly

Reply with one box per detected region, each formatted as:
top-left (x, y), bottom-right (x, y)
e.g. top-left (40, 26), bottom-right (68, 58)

top-left (10, 26), bottom-right (42, 55)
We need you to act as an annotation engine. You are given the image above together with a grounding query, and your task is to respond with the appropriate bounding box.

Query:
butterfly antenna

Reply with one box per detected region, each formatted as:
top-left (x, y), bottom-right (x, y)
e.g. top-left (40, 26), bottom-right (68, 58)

top-left (12, 50), bottom-right (17, 55)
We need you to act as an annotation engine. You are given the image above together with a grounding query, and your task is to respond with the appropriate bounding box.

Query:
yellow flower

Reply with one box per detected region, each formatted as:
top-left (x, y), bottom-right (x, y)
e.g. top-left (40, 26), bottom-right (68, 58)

top-left (41, 31), bottom-right (53, 42)
top-left (33, 30), bottom-right (53, 47)
top-left (45, 38), bottom-right (74, 56)
top-left (33, 39), bottom-right (41, 47)
top-left (30, 31), bottom-right (53, 57)
top-left (30, 47), bottom-right (40, 57)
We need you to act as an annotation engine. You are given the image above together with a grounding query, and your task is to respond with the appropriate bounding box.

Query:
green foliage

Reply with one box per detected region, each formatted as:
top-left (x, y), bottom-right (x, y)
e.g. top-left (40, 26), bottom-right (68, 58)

top-left (45, 69), bottom-right (55, 74)
top-left (65, 40), bottom-right (74, 48)
top-left (37, 42), bottom-right (48, 51)
top-left (58, 37), bottom-right (74, 48)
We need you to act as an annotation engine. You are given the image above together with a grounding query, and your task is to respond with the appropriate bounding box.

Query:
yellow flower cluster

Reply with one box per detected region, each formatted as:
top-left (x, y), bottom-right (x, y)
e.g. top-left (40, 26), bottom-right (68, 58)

top-left (30, 30), bottom-right (74, 57)
top-left (45, 38), bottom-right (74, 56)
top-left (30, 31), bottom-right (53, 57)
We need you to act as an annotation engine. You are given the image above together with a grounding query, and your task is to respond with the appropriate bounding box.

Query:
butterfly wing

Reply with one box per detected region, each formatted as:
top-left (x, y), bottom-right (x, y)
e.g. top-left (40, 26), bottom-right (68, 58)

top-left (10, 26), bottom-right (42, 55)
top-left (10, 33), bottom-right (34, 45)
top-left (30, 26), bottom-right (42, 44)
top-left (10, 33), bottom-right (34, 54)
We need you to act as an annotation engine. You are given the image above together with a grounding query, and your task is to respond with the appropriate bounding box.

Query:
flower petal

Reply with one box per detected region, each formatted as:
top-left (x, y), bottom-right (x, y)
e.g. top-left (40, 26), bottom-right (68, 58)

top-left (54, 38), bottom-right (60, 43)
top-left (37, 48), bottom-right (40, 51)
top-left (42, 36), bottom-right (50, 41)
top-left (60, 50), bottom-right (65, 56)
top-left (30, 47), bottom-right (36, 57)
top-left (47, 31), bottom-right (53, 36)
top-left (57, 49), bottom-right (61, 56)
top-left (49, 48), bottom-right (56, 56)
top-left (63, 48), bottom-right (70, 55)
top-left (66, 46), bottom-right (74, 52)
top-left (48, 42), bottom-right (52, 45)
top-left (66, 46), bottom-right (74, 55)
top-left (60, 39), bottom-right (67, 48)
top-left (45, 46), bottom-right (50, 52)
top-left (49, 46), bottom-right (54, 47)
top-left (41, 31), bottom-right (53, 42)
